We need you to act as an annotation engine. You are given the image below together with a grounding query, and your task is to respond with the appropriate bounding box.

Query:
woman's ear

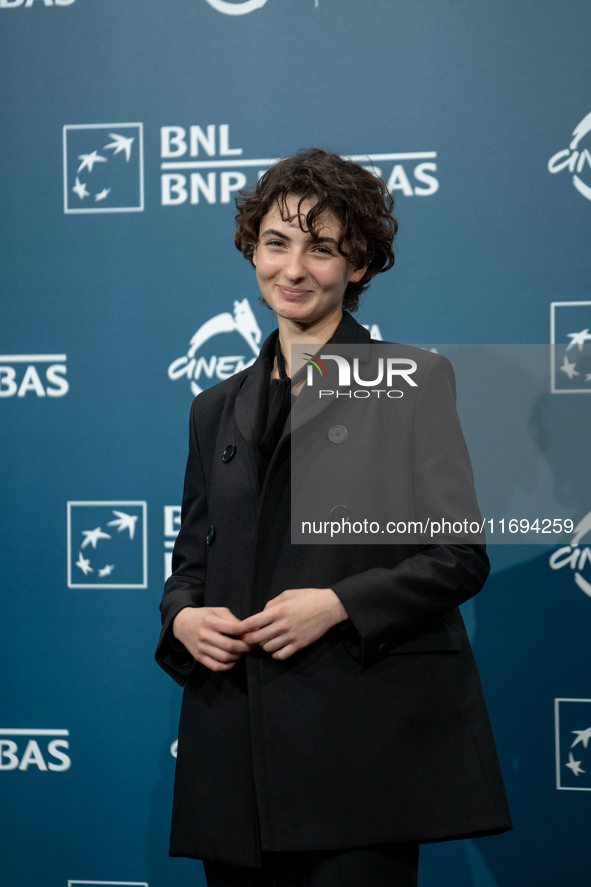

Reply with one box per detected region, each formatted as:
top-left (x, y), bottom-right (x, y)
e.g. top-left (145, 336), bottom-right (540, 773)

top-left (252, 243), bottom-right (258, 267)
top-left (348, 263), bottom-right (367, 283)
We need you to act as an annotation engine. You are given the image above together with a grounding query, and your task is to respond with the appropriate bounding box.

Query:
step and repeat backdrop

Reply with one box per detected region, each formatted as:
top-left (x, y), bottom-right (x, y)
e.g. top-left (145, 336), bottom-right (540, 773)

top-left (2, 2), bottom-right (591, 886)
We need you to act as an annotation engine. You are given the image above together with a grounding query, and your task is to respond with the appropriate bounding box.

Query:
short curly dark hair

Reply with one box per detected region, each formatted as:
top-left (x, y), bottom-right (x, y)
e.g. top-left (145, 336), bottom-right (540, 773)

top-left (234, 148), bottom-right (397, 311)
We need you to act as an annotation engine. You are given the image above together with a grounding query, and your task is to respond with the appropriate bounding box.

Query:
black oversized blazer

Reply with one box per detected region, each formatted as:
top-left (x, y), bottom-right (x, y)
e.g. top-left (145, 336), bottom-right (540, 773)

top-left (156, 312), bottom-right (511, 867)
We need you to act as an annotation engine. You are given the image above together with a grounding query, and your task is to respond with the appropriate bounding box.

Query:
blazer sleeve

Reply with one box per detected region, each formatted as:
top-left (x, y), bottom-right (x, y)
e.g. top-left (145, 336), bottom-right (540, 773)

top-left (155, 397), bottom-right (208, 684)
top-left (331, 353), bottom-right (490, 663)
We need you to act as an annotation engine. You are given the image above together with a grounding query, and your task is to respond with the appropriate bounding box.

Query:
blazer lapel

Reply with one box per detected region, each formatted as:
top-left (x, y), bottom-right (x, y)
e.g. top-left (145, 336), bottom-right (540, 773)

top-left (234, 329), bottom-right (277, 491)
top-left (279, 312), bottom-right (373, 445)
top-left (234, 312), bottom-right (373, 467)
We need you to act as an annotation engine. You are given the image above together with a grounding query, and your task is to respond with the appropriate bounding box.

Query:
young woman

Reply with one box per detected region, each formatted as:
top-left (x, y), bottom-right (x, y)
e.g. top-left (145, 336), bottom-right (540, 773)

top-left (156, 148), bottom-right (511, 887)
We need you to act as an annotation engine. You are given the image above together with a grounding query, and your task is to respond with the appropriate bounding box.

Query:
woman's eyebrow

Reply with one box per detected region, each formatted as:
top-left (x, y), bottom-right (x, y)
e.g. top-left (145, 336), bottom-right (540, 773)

top-left (260, 228), bottom-right (290, 239)
top-left (260, 228), bottom-right (339, 247)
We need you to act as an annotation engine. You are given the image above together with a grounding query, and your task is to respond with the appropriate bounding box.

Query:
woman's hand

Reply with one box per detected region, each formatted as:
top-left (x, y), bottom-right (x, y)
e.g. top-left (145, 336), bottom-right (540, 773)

top-left (172, 606), bottom-right (251, 672)
top-left (239, 588), bottom-right (348, 660)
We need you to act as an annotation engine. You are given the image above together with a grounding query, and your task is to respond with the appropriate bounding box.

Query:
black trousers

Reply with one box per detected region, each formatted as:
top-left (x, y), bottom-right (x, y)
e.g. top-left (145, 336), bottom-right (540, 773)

top-left (203, 844), bottom-right (419, 887)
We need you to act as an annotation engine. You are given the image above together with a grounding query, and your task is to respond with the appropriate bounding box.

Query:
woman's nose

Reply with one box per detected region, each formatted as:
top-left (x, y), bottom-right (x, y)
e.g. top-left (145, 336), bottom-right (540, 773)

top-left (284, 250), bottom-right (306, 280)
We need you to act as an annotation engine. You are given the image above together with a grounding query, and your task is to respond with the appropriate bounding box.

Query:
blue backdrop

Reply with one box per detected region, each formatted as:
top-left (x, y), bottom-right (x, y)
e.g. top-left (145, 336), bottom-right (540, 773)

top-left (2, 2), bottom-right (591, 886)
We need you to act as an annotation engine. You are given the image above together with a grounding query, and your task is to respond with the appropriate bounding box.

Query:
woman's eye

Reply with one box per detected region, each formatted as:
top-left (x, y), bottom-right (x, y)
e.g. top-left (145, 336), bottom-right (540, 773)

top-left (312, 245), bottom-right (332, 255)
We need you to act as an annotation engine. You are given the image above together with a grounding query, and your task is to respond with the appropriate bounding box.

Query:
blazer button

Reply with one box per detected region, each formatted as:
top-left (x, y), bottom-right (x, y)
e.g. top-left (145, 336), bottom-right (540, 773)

top-left (331, 505), bottom-right (350, 521)
top-left (328, 424), bottom-right (348, 444)
top-left (206, 525), bottom-right (216, 545)
top-left (222, 444), bottom-right (236, 463)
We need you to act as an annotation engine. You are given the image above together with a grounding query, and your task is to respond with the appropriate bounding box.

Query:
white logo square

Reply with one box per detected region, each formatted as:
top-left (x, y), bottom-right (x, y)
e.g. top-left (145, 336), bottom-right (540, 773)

top-left (554, 698), bottom-right (591, 790)
top-left (63, 123), bottom-right (144, 214)
top-left (67, 501), bottom-right (148, 589)
top-left (550, 301), bottom-right (591, 393)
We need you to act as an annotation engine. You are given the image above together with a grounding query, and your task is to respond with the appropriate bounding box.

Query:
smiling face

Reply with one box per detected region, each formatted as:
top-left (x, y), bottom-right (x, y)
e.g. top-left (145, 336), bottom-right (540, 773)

top-left (252, 197), bottom-right (366, 333)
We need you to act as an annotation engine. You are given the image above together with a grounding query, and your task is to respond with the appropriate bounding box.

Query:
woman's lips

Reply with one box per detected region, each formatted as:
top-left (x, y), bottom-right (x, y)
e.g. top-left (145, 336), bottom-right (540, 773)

top-left (277, 285), bottom-right (312, 299)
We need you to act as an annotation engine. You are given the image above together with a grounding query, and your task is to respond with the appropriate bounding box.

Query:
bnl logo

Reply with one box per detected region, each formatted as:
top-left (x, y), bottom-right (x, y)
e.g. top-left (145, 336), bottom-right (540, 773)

top-left (550, 301), bottom-right (591, 394)
top-left (555, 698), bottom-right (591, 790)
top-left (67, 501), bottom-right (147, 589)
top-left (63, 123), bottom-right (144, 213)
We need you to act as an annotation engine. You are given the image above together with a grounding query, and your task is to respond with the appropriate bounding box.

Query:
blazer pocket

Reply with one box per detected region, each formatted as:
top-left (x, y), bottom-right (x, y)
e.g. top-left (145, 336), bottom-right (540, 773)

top-left (382, 622), bottom-right (461, 655)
